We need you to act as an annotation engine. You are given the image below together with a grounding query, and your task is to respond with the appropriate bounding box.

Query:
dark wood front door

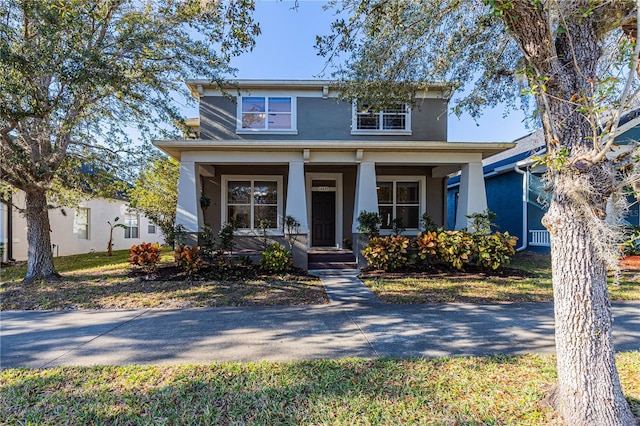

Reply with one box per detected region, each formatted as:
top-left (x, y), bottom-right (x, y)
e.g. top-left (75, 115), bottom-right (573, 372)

top-left (312, 191), bottom-right (336, 246)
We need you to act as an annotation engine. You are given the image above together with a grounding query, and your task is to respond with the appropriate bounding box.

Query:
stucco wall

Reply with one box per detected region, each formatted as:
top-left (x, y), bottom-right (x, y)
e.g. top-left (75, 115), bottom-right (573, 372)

top-left (485, 172), bottom-right (525, 242)
top-left (7, 191), bottom-right (165, 261)
top-left (199, 96), bottom-right (448, 141)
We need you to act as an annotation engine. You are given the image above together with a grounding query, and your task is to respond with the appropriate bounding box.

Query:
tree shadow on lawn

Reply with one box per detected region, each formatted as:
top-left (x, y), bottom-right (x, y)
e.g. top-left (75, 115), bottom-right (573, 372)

top-left (0, 356), bottom-right (566, 424)
top-left (0, 264), bottom-right (328, 310)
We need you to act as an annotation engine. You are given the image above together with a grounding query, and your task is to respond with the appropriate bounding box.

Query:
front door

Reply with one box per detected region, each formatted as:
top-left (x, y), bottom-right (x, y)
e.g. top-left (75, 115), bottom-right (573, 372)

top-left (311, 191), bottom-right (336, 246)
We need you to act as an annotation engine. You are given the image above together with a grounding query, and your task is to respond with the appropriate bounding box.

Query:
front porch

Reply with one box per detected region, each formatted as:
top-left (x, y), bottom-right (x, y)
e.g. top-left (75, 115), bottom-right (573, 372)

top-left (157, 140), bottom-right (513, 270)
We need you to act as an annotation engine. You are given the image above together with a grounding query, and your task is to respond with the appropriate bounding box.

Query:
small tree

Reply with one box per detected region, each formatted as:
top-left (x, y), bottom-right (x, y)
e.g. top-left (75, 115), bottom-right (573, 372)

top-left (106, 217), bottom-right (126, 257)
top-left (284, 215), bottom-right (301, 251)
top-left (257, 219), bottom-right (271, 250)
top-left (128, 156), bottom-right (179, 246)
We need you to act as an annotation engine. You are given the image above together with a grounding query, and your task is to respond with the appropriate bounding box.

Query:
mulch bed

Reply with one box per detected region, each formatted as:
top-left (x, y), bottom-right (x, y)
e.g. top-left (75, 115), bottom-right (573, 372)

top-left (360, 263), bottom-right (536, 281)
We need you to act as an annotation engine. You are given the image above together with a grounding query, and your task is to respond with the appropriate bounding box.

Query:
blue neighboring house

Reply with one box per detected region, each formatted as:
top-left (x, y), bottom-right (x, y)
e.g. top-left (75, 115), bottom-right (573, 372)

top-left (447, 113), bottom-right (640, 253)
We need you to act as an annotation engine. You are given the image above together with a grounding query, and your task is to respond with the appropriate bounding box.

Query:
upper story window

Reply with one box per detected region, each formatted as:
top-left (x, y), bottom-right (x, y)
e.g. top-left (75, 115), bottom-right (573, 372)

top-left (237, 96), bottom-right (297, 134)
top-left (352, 102), bottom-right (411, 135)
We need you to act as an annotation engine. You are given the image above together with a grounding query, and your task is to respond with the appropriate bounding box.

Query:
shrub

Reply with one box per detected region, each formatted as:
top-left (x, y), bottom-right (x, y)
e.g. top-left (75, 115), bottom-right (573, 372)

top-left (622, 226), bottom-right (640, 255)
top-left (471, 232), bottom-right (518, 270)
top-left (420, 212), bottom-right (438, 232)
top-left (174, 245), bottom-right (204, 275)
top-left (436, 231), bottom-right (474, 270)
top-left (362, 235), bottom-right (412, 271)
top-left (414, 231), bottom-right (438, 262)
top-left (466, 209), bottom-right (497, 234)
top-left (391, 217), bottom-right (406, 236)
top-left (259, 243), bottom-right (292, 273)
top-left (218, 221), bottom-right (237, 253)
top-left (356, 211), bottom-right (382, 238)
top-left (128, 242), bottom-right (162, 270)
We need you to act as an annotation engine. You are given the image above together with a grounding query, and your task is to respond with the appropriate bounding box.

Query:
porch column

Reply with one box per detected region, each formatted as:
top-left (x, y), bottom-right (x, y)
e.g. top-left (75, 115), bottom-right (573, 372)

top-left (352, 161), bottom-right (378, 268)
top-left (286, 161), bottom-right (308, 269)
top-left (285, 161), bottom-right (309, 233)
top-left (455, 161), bottom-right (488, 229)
top-left (352, 161), bottom-right (379, 231)
top-left (176, 160), bottom-right (200, 244)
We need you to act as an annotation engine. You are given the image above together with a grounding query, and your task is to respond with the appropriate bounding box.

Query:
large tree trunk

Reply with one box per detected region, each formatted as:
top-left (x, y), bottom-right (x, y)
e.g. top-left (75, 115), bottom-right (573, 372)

top-left (544, 173), bottom-right (637, 425)
top-left (23, 188), bottom-right (59, 283)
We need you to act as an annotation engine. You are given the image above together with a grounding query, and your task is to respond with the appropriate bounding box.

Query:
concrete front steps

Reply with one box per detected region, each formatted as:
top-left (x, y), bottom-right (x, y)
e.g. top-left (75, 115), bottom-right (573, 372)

top-left (307, 250), bottom-right (357, 270)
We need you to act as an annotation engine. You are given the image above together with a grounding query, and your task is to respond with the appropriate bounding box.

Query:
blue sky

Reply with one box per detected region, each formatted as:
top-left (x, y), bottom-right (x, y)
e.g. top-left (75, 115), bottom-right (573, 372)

top-left (190, 0), bottom-right (531, 142)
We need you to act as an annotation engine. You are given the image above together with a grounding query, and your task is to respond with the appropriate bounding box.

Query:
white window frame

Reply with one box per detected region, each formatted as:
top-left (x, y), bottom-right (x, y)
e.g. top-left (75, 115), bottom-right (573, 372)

top-left (74, 207), bottom-right (90, 240)
top-left (351, 101), bottom-right (412, 135)
top-left (148, 224), bottom-right (156, 234)
top-left (376, 176), bottom-right (426, 235)
top-left (221, 175), bottom-right (284, 236)
top-left (236, 95), bottom-right (298, 135)
top-left (124, 212), bottom-right (139, 239)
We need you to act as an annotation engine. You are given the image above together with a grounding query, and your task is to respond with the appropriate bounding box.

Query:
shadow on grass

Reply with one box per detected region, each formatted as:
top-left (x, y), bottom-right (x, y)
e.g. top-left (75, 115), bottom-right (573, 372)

top-left (0, 355), bottom-right (565, 425)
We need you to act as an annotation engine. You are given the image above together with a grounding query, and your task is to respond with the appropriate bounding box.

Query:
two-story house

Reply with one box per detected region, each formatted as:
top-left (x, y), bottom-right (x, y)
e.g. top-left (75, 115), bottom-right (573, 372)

top-left (153, 80), bottom-right (513, 269)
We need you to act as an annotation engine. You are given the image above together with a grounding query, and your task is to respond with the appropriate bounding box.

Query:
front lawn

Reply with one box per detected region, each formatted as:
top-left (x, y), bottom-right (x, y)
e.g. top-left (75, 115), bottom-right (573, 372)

top-left (360, 251), bottom-right (640, 303)
top-left (1, 353), bottom-right (638, 425)
top-left (0, 249), bottom-right (327, 310)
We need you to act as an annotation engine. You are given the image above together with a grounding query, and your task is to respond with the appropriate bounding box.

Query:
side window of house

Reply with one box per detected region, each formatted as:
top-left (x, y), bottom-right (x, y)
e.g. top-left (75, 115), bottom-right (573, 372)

top-left (240, 96), bottom-right (293, 131)
top-left (74, 208), bottom-right (90, 240)
top-left (353, 102), bottom-right (410, 134)
top-left (124, 213), bottom-right (139, 239)
top-left (148, 224), bottom-right (156, 234)
top-left (225, 178), bottom-right (281, 231)
top-left (377, 180), bottom-right (421, 230)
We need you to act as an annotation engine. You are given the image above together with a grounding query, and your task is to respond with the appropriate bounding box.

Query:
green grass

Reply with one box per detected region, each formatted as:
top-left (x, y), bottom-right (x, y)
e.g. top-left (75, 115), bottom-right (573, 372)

top-left (0, 248), bottom-right (137, 282)
top-left (0, 249), bottom-right (327, 310)
top-left (361, 251), bottom-right (640, 303)
top-left (1, 353), bottom-right (638, 425)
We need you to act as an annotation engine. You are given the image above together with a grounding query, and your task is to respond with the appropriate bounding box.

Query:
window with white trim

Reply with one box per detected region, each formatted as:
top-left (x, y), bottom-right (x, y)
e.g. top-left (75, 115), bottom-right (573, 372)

top-left (74, 208), bottom-right (90, 240)
top-left (224, 176), bottom-right (283, 231)
top-left (239, 96), bottom-right (294, 132)
top-left (148, 224), bottom-right (156, 234)
top-left (124, 212), bottom-right (139, 239)
top-left (377, 179), bottom-right (423, 230)
top-left (353, 102), bottom-right (411, 134)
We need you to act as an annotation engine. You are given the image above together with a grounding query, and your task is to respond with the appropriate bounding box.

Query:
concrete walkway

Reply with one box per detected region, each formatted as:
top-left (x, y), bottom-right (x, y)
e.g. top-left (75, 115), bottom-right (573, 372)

top-left (1, 272), bottom-right (639, 368)
top-left (310, 269), bottom-right (382, 305)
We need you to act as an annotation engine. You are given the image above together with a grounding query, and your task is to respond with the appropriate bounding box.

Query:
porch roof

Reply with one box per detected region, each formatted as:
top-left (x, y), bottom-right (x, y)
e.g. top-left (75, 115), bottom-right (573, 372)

top-left (153, 139), bottom-right (515, 162)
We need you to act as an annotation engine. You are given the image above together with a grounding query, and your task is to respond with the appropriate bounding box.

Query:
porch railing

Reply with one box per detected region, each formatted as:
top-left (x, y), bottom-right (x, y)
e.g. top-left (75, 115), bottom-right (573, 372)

top-left (529, 230), bottom-right (551, 247)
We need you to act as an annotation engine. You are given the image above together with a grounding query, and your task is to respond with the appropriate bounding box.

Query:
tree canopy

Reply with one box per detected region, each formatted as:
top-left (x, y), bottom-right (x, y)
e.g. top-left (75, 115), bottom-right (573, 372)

top-left (317, 1), bottom-right (639, 424)
top-left (0, 0), bottom-right (259, 282)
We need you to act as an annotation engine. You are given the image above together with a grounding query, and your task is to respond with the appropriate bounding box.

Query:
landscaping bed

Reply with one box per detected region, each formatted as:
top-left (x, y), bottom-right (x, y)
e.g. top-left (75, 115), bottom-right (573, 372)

top-left (360, 252), bottom-right (640, 303)
top-left (0, 250), bottom-right (327, 310)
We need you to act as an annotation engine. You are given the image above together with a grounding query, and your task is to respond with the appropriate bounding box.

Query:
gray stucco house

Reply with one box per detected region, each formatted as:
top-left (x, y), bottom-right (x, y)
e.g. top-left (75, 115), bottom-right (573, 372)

top-left (153, 80), bottom-right (513, 269)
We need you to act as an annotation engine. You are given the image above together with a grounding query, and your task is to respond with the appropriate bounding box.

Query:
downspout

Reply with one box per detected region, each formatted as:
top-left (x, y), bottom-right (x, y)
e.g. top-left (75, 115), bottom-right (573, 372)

top-left (513, 165), bottom-right (528, 252)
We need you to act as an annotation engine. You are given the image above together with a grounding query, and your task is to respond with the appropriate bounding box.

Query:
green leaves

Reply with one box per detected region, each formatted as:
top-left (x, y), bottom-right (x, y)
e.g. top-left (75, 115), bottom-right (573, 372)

top-left (0, 0), bottom-right (259, 193)
top-left (128, 155), bottom-right (179, 244)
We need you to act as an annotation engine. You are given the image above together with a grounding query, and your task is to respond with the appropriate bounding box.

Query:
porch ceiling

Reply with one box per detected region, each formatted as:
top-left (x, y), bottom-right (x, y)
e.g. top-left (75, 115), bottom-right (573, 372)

top-left (153, 139), bottom-right (515, 163)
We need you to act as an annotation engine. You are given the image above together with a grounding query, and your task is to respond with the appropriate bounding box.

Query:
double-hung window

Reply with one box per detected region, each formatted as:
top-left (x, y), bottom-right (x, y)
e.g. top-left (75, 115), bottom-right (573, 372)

top-left (353, 102), bottom-right (411, 135)
top-left (124, 212), bottom-right (139, 239)
top-left (238, 96), bottom-right (295, 133)
top-left (74, 208), bottom-right (90, 240)
top-left (224, 176), bottom-right (283, 232)
top-left (377, 177), bottom-right (425, 231)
